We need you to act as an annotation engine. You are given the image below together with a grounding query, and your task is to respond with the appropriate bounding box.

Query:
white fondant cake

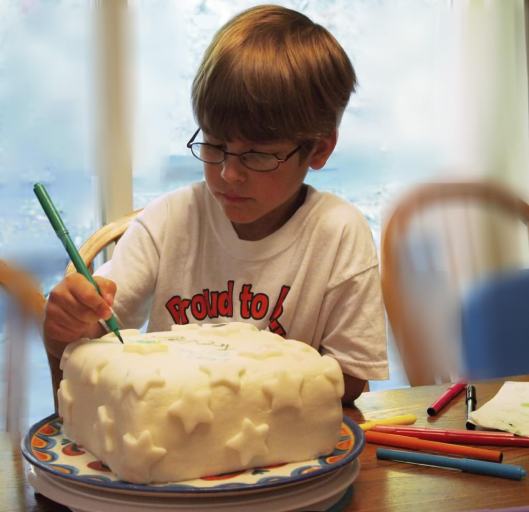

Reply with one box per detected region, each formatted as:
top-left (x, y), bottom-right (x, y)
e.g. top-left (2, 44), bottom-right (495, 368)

top-left (58, 323), bottom-right (344, 484)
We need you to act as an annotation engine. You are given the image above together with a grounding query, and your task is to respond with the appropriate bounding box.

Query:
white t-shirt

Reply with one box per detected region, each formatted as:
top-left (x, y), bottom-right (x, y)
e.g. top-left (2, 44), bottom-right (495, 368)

top-left (97, 181), bottom-right (388, 381)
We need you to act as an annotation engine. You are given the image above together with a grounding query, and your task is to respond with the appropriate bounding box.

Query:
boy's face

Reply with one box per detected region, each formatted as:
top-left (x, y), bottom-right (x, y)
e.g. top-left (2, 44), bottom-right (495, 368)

top-left (203, 133), bottom-right (333, 240)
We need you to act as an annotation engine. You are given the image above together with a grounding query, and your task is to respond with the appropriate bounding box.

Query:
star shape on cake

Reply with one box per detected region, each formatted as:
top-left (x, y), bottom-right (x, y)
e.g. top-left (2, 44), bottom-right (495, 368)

top-left (237, 346), bottom-right (283, 360)
top-left (312, 374), bottom-right (339, 404)
top-left (58, 380), bottom-right (74, 423)
top-left (262, 371), bottom-right (304, 411)
top-left (95, 405), bottom-right (115, 453)
top-left (225, 418), bottom-right (270, 466)
top-left (121, 430), bottom-right (167, 482)
top-left (321, 356), bottom-right (345, 397)
top-left (60, 340), bottom-right (90, 371)
top-left (80, 357), bottom-right (109, 385)
top-left (168, 388), bottom-right (214, 434)
top-left (121, 368), bottom-right (166, 399)
top-left (123, 342), bottom-right (169, 355)
top-left (200, 364), bottom-right (246, 392)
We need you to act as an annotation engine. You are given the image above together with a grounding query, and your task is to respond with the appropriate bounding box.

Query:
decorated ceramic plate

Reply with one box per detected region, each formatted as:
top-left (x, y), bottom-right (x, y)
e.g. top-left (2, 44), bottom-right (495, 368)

top-left (22, 414), bottom-right (364, 497)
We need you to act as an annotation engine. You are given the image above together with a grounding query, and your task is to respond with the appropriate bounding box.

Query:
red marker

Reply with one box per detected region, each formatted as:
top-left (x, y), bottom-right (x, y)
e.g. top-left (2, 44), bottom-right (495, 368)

top-left (427, 380), bottom-right (467, 416)
top-left (371, 425), bottom-right (529, 447)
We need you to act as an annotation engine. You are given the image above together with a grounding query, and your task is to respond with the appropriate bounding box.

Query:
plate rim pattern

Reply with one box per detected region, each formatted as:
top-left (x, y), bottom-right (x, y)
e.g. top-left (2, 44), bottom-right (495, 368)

top-left (21, 413), bottom-right (364, 495)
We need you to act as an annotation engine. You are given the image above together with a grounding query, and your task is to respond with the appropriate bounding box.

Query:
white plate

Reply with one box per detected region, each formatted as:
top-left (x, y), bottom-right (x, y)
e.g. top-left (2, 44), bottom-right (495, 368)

top-left (28, 458), bottom-right (360, 512)
top-left (23, 414), bottom-right (364, 497)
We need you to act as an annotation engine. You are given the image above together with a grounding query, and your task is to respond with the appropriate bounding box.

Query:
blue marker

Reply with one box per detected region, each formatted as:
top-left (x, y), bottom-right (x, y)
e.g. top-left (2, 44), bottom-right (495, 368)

top-left (377, 448), bottom-right (526, 481)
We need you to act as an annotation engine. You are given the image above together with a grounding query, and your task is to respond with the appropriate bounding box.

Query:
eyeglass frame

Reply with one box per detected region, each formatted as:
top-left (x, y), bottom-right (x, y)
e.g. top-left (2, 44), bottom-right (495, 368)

top-left (186, 128), bottom-right (303, 173)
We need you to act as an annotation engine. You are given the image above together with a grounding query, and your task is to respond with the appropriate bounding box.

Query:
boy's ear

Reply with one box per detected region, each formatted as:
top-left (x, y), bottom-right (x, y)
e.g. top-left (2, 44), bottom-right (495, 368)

top-left (307, 130), bottom-right (337, 170)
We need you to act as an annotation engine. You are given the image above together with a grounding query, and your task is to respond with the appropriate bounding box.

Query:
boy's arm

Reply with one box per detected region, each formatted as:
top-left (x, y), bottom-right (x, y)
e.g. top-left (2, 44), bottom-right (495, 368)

top-left (318, 265), bottom-right (388, 406)
top-left (342, 374), bottom-right (367, 405)
top-left (44, 273), bottom-right (115, 410)
top-left (45, 197), bottom-right (166, 409)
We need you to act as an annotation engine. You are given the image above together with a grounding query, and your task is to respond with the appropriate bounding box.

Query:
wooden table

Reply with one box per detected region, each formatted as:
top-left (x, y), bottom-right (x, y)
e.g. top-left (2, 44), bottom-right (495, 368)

top-left (2, 376), bottom-right (529, 512)
top-left (345, 375), bottom-right (529, 511)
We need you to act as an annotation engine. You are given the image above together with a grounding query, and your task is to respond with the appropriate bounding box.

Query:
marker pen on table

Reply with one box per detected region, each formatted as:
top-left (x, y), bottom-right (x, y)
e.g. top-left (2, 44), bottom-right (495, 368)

top-left (376, 448), bottom-right (526, 481)
top-left (465, 384), bottom-right (477, 430)
top-left (427, 380), bottom-right (467, 416)
top-left (371, 425), bottom-right (529, 447)
top-left (365, 430), bottom-right (503, 462)
top-left (359, 414), bottom-right (417, 431)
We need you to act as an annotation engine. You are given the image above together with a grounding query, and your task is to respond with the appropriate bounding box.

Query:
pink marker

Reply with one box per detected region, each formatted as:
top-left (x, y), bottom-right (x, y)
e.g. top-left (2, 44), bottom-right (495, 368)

top-left (427, 380), bottom-right (467, 416)
top-left (371, 425), bottom-right (529, 447)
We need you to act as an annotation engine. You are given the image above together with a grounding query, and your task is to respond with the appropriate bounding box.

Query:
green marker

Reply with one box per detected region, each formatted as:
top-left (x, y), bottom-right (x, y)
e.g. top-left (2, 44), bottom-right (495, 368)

top-left (33, 183), bottom-right (124, 343)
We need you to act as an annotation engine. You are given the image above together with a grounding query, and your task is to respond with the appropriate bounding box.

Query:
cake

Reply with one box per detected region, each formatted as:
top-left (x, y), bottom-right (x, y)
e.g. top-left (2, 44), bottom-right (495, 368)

top-left (57, 322), bottom-right (344, 484)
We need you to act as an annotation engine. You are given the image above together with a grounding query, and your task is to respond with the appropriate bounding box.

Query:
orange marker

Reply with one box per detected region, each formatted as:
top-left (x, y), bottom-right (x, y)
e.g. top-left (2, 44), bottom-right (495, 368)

top-left (365, 430), bottom-right (503, 463)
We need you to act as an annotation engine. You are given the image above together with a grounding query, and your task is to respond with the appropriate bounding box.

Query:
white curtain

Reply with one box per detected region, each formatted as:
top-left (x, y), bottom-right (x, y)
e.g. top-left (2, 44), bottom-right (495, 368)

top-left (389, 1), bottom-right (529, 385)
top-left (94, 0), bottom-right (133, 226)
top-left (446, 0), bottom-right (529, 195)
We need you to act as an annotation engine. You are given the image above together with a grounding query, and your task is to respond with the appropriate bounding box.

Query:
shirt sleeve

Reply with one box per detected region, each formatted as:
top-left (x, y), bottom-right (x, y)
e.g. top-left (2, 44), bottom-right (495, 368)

top-left (94, 203), bottom-right (164, 330)
top-left (319, 263), bottom-right (389, 381)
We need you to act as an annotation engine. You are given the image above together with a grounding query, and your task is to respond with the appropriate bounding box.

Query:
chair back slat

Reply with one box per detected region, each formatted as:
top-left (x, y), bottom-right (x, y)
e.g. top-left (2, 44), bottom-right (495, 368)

top-left (0, 260), bottom-right (46, 440)
top-left (382, 180), bottom-right (529, 386)
top-left (65, 209), bottom-right (142, 274)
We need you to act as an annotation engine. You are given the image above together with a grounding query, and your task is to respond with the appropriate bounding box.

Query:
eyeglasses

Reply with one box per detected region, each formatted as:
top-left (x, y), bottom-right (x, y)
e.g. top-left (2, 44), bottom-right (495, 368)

top-left (186, 128), bottom-right (302, 173)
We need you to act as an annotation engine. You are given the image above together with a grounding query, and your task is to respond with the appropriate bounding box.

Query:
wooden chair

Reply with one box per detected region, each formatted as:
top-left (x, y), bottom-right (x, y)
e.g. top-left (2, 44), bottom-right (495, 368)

top-left (65, 209), bottom-right (142, 275)
top-left (0, 260), bottom-right (46, 439)
top-left (461, 267), bottom-right (529, 380)
top-left (381, 180), bottom-right (529, 386)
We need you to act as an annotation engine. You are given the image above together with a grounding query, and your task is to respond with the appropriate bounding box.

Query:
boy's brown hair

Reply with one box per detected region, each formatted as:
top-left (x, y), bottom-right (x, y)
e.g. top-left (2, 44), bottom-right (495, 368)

top-left (192, 4), bottom-right (357, 145)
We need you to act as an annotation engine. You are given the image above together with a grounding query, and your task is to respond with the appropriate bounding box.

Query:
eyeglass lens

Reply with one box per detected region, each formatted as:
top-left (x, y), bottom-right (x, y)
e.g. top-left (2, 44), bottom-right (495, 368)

top-left (191, 143), bottom-right (279, 171)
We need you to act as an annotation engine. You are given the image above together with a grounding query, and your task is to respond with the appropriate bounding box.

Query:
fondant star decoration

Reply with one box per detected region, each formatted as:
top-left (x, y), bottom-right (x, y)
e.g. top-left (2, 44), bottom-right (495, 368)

top-left (121, 430), bottom-right (167, 482)
top-left (60, 339), bottom-right (90, 371)
top-left (200, 364), bottom-right (246, 392)
top-left (121, 368), bottom-right (166, 398)
top-left (59, 347), bottom-right (73, 371)
top-left (238, 347), bottom-right (283, 360)
top-left (168, 388), bottom-right (214, 434)
top-left (58, 380), bottom-right (73, 423)
top-left (321, 356), bottom-right (345, 397)
top-left (95, 405), bottom-right (115, 453)
top-left (312, 374), bottom-right (338, 403)
top-left (226, 418), bottom-right (269, 466)
top-left (262, 371), bottom-right (303, 411)
top-left (123, 342), bottom-right (168, 355)
top-left (80, 358), bottom-right (109, 385)
top-left (298, 344), bottom-right (314, 353)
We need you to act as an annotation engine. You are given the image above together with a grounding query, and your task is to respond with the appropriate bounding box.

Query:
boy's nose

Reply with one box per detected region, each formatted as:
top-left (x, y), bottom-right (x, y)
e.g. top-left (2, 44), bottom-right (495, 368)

top-left (220, 155), bottom-right (247, 183)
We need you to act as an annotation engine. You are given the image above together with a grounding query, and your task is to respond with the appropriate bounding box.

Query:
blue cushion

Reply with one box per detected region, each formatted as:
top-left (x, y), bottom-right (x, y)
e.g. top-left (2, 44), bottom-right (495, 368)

top-left (461, 269), bottom-right (529, 379)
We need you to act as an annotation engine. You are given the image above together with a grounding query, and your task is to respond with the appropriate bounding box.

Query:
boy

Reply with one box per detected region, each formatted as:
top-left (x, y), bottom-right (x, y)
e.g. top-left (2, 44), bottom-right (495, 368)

top-left (44, 5), bottom-right (388, 404)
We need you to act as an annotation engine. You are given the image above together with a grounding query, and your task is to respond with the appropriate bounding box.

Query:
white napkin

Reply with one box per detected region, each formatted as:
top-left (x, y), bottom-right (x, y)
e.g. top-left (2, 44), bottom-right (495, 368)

top-left (468, 381), bottom-right (529, 436)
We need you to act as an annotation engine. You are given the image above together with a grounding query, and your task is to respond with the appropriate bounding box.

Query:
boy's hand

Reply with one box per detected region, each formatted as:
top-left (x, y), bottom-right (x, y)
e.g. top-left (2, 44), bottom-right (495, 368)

top-left (44, 274), bottom-right (117, 356)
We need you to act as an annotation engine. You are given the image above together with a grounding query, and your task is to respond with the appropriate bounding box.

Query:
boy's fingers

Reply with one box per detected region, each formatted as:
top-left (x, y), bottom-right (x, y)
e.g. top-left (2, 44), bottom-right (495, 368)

top-left (66, 274), bottom-right (112, 319)
top-left (48, 284), bottom-right (102, 322)
top-left (44, 275), bottom-right (113, 346)
top-left (44, 303), bottom-right (94, 342)
top-left (44, 319), bottom-right (72, 343)
top-left (45, 299), bottom-right (95, 331)
top-left (94, 276), bottom-right (117, 305)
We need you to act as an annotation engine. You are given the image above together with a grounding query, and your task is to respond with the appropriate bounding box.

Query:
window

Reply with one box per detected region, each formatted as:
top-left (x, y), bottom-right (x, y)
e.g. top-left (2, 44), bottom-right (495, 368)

top-left (0, 1), bottom-right (95, 288)
top-left (1, 0), bottom-right (94, 427)
top-left (1, 1), bottom-right (452, 429)
top-left (132, 0), bottom-right (450, 249)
